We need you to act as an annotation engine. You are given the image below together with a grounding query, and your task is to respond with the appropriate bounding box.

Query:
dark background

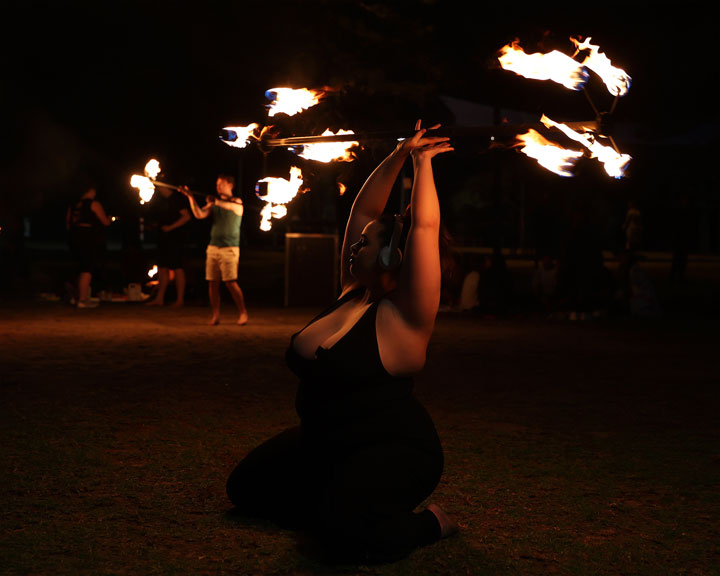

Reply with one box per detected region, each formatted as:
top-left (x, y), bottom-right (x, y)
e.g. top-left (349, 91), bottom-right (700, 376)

top-left (2, 1), bottom-right (717, 255)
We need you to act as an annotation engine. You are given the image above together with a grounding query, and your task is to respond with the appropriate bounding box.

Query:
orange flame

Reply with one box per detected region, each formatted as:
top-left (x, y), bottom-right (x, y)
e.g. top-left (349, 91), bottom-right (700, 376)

top-left (540, 115), bottom-right (631, 178)
top-left (266, 87), bottom-right (325, 117)
top-left (221, 123), bottom-right (261, 148)
top-left (255, 166), bottom-right (306, 231)
top-left (130, 158), bottom-right (162, 204)
top-left (498, 39), bottom-right (589, 90)
top-left (295, 129), bottom-right (359, 162)
top-left (516, 129), bottom-right (584, 177)
top-left (148, 265), bottom-right (158, 278)
top-left (571, 37), bottom-right (631, 96)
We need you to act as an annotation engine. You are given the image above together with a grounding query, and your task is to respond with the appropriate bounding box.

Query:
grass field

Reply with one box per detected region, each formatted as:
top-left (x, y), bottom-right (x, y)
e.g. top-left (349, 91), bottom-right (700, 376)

top-left (1, 295), bottom-right (718, 575)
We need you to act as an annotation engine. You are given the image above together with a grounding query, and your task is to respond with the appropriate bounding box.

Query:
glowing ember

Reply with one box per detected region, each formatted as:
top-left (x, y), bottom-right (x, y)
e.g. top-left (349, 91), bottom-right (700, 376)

top-left (148, 265), bottom-right (158, 278)
top-left (255, 166), bottom-right (305, 231)
top-left (130, 174), bottom-right (155, 204)
top-left (220, 123), bottom-right (261, 148)
top-left (337, 182), bottom-right (347, 196)
top-left (540, 115), bottom-right (631, 178)
top-left (571, 37), bottom-right (631, 96)
top-left (265, 87), bottom-right (325, 117)
top-left (498, 39), bottom-right (589, 90)
top-left (516, 129), bottom-right (584, 177)
top-left (294, 129), bottom-right (359, 162)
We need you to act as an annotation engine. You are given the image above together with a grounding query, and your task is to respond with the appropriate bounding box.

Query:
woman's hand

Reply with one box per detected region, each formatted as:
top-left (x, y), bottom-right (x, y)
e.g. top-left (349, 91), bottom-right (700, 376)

top-left (396, 119), bottom-right (451, 157)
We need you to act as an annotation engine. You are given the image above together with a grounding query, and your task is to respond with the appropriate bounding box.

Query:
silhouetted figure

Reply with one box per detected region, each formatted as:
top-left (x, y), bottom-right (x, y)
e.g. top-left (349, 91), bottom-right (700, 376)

top-left (65, 183), bottom-right (111, 308)
top-left (145, 186), bottom-right (191, 307)
top-left (476, 248), bottom-right (515, 317)
top-left (623, 200), bottom-right (643, 252)
top-left (670, 192), bottom-right (694, 290)
top-left (556, 207), bottom-right (610, 317)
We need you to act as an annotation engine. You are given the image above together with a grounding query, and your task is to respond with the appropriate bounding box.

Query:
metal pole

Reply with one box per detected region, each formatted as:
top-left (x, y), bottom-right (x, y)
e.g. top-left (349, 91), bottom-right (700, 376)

top-left (257, 122), bottom-right (599, 149)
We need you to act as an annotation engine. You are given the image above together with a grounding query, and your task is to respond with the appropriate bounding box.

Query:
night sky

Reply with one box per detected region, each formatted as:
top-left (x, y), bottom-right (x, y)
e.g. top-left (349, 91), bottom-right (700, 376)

top-left (2, 1), bottom-right (717, 248)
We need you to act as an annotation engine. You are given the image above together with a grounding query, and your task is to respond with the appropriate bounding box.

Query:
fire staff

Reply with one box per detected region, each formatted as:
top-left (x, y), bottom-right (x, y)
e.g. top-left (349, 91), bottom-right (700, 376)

top-left (226, 121), bottom-right (458, 563)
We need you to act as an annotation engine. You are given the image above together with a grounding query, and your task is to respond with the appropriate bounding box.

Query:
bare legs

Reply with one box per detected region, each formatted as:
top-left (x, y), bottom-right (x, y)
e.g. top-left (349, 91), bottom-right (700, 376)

top-left (226, 280), bottom-right (249, 325)
top-left (208, 280), bottom-right (248, 325)
top-left (146, 268), bottom-right (186, 307)
top-left (77, 272), bottom-right (92, 303)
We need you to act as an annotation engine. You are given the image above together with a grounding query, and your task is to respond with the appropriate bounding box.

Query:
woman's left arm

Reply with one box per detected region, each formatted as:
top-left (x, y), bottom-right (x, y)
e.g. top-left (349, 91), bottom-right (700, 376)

top-left (394, 142), bottom-right (453, 334)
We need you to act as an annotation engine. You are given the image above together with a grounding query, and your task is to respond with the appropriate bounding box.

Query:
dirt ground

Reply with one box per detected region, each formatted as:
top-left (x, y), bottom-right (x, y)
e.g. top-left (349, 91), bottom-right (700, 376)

top-left (1, 255), bottom-right (719, 575)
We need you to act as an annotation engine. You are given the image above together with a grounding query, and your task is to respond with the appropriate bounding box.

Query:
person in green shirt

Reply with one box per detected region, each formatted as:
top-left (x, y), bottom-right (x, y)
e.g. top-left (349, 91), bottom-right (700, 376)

top-left (182, 174), bottom-right (248, 325)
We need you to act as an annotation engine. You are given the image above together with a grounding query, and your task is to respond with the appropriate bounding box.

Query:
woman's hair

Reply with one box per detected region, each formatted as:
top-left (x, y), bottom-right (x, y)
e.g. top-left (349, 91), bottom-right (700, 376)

top-left (378, 208), bottom-right (455, 278)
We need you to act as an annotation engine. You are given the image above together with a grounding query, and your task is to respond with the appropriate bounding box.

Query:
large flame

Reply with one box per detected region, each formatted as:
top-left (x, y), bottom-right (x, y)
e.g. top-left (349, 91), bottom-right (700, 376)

top-left (130, 158), bottom-right (162, 204)
top-left (130, 174), bottom-right (155, 204)
top-left (295, 129), bottom-right (359, 162)
top-left (516, 129), bottom-right (584, 177)
top-left (265, 87), bottom-right (325, 117)
top-left (571, 37), bottom-right (631, 96)
top-left (255, 166), bottom-right (306, 231)
top-left (144, 159), bottom-right (161, 179)
top-left (498, 40), bottom-right (589, 90)
top-left (220, 123), bottom-right (261, 148)
top-left (540, 115), bottom-right (631, 178)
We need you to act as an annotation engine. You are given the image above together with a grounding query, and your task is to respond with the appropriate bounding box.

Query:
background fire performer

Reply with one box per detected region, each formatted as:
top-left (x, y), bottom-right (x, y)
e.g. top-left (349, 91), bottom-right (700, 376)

top-left (181, 175), bottom-right (248, 325)
top-left (226, 121), bottom-right (457, 563)
top-left (65, 181), bottom-right (112, 308)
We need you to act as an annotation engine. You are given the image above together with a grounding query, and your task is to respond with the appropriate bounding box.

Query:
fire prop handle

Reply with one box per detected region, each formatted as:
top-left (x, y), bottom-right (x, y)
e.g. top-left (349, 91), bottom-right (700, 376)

top-left (248, 121), bottom-right (598, 149)
top-left (152, 181), bottom-right (243, 205)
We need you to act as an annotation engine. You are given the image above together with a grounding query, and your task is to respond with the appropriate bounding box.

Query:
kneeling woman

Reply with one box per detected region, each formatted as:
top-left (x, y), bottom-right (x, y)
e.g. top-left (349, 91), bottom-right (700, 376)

top-left (226, 121), bottom-right (457, 563)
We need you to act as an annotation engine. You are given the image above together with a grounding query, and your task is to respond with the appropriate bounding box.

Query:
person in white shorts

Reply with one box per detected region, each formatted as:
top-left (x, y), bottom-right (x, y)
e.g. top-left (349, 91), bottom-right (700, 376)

top-left (181, 174), bottom-right (249, 325)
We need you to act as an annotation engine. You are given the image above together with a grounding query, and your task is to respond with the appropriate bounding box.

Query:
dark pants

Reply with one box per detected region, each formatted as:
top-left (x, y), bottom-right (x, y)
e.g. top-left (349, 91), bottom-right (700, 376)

top-left (226, 426), bottom-right (442, 563)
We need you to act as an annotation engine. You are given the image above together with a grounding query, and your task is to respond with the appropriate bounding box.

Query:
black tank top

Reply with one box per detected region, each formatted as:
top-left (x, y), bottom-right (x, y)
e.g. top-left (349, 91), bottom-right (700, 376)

top-left (286, 289), bottom-right (439, 450)
top-left (70, 198), bottom-right (100, 229)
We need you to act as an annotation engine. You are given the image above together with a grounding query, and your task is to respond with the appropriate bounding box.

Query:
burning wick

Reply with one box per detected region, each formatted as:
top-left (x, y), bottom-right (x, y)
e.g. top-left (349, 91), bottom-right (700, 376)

top-left (571, 37), bottom-right (631, 97)
top-left (220, 124), bottom-right (261, 149)
top-left (293, 129), bottom-right (359, 162)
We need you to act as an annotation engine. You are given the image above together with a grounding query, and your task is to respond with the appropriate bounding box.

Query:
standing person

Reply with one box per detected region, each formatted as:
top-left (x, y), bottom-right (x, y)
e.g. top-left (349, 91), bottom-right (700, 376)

top-left (226, 121), bottom-right (458, 564)
top-left (65, 183), bottom-right (111, 308)
top-left (181, 174), bottom-right (248, 325)
top-left (145, 186), bottom-right (191, 307)
top-left (623, 200), bottom-right (643, 252)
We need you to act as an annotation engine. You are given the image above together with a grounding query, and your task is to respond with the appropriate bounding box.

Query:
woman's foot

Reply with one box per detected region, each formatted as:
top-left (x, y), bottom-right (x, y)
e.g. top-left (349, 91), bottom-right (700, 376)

top-left (427, 504), bottom-right (459, 538)
top-left (237, 311), bottom-right (248, 325)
